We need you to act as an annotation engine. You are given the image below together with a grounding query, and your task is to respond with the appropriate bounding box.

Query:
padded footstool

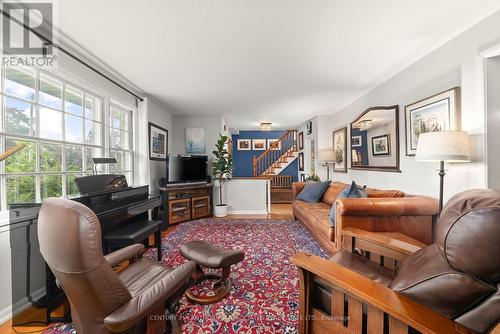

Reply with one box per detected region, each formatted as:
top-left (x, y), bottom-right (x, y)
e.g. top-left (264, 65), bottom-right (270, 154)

top-left (180, 240), bottom-right (244, 304)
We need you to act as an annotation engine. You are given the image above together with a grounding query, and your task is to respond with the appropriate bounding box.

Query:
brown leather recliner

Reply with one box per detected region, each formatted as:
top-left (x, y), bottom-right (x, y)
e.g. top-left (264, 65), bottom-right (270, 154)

top-left (38, 198), bottom-right (196, 334)
top-left (309, 189), bottom-right (500, 333)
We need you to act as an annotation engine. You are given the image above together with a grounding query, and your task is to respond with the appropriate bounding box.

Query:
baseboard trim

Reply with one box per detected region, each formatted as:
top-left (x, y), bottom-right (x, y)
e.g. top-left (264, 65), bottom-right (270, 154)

top-left (0, 287), bottom-right (46, 324)
top-left (227, 210), bottom-right (268, 215)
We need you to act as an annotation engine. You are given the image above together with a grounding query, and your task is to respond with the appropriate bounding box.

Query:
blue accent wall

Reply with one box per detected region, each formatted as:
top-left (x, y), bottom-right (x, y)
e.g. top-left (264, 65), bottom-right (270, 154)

top-left (351, 128), bottom-right (369, 165)
top-left (232, 130), bottom-right (298, 181)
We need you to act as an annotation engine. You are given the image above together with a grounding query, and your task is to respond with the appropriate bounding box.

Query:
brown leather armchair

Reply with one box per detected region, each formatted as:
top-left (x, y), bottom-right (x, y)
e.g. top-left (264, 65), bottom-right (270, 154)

top-left (38, 198), bottom-right (196, 334)
top-left (292, 189), bottom-right (500, 333)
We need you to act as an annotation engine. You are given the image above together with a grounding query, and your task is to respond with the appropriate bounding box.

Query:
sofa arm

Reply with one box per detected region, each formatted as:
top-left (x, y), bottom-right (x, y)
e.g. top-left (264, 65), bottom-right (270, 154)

top-left (291, 252), bottom-right (472, 334)
top-left (336, 196), bottom-right (438, 217)
top-left (292, 182), bottom-right (306, 200)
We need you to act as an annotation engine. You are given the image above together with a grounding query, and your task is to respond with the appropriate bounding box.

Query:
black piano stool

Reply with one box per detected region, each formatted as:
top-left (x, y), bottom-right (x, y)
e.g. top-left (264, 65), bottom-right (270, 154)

top-left (104, 220), bottom-right (162, 261)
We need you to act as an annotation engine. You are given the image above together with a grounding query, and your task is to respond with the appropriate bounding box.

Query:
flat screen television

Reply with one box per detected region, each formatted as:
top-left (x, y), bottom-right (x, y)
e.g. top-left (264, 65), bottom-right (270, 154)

top-left (166, 155), bottom-right (208, 184)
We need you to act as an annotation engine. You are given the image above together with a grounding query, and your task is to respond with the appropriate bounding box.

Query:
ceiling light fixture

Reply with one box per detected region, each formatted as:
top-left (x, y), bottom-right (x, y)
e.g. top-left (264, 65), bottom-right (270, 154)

top-left (260, 122), bottom-right (272, 130)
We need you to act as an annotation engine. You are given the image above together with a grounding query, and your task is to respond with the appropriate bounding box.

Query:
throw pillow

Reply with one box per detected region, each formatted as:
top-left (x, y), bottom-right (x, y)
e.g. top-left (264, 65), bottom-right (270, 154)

top-left (330, 181), bottom-right (367, 227)
top-left (296, 181), bottom-right (332, 203)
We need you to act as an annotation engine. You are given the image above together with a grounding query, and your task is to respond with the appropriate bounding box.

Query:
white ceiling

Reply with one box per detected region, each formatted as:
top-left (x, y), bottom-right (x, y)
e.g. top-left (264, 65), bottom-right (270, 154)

top-left (54, 0), bottom-right (500, 130)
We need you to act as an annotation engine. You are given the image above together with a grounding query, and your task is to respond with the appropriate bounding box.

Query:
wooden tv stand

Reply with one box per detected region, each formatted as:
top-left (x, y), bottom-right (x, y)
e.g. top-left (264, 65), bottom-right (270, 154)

top-left (159, 183), bottom-right (213, 227)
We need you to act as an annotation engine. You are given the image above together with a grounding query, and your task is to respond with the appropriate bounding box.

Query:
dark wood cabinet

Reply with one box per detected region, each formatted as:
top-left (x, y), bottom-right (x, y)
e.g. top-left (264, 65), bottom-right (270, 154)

top-left (159, 184), bottom-right (213, 227)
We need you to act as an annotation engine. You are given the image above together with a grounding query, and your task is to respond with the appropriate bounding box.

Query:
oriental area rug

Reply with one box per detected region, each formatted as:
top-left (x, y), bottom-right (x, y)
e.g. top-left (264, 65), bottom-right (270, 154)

top-left (45, 218), bottom-right (329, 334)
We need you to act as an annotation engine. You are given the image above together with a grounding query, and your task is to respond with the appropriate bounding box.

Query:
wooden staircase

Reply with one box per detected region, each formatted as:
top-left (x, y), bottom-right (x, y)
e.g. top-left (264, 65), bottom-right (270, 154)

top-left (253, 130), bottom-right (298, 176)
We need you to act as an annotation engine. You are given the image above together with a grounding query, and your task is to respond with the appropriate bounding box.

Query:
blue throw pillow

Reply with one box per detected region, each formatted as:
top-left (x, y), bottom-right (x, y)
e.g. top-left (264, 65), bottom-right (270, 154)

top-left (330, 181), bottom-right (367, 227)
top-left (296, 181), bottom-right (332, 203)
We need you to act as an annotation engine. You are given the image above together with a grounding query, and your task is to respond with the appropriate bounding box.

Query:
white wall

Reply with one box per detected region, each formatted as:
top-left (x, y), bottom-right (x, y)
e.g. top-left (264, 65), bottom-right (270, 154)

top-left (147, 99), bottom-right (173, 195)
top-left (172, 114), bottom-right (224, 173)
top-left (486, 56), bottom-right (500, 189)
top-left (316, 10), bottom-right (500, 200)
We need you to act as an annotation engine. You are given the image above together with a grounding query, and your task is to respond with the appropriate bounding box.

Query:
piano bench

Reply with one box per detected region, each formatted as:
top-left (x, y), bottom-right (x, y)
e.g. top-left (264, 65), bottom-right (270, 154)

top-left (104, 220), bottom-right (162, 261)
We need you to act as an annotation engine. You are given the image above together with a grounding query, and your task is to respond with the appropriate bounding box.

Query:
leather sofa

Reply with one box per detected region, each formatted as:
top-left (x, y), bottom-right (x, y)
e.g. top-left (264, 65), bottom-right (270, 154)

top-left (292, 181), bottom-right (438, 253)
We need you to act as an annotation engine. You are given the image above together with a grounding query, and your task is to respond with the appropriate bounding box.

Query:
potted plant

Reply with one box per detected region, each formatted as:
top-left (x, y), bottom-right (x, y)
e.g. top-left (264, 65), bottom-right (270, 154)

top-left (212, 134), bottom-right (232, 217)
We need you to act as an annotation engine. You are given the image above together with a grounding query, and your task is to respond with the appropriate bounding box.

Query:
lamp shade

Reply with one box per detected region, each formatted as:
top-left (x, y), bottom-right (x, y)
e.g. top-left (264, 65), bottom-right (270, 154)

top-left (319, 149), bottom-right (335, 162)
top-left (415, 131), bottom-right (470, 162)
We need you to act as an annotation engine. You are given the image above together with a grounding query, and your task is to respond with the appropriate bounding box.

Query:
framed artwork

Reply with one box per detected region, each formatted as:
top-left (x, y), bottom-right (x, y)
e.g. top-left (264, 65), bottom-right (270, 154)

top-left (267, 139), bottom-right (281, 150)
top-left (351, 135), bottom-right (362, 147)
top-left (185, 127), bottom-right (206, 154)
top-left (148, 122), bottom-right (168, 160)
top-left (332, 127), bottom-right (347, 173)
top-left (306, 121), bottom-right (312, 135)
top-left (298, 132), bottom-right (304, 150)
top-left (252, 139), bottom-right (266, 150)
top-left (372, 134), bottom-right (390, 156)
top-left (300, 174), bottom-right (306, 182)
top-left (298, 152), bottom-right (304, 171)
top-left (237, 139), bottom-right (251, 150)
top-left (405, 87), bottom-right (460, 156)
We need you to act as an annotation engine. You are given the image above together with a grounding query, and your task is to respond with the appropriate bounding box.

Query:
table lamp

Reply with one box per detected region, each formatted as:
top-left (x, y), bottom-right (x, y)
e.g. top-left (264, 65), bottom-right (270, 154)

top-left (415, 131), bottom-right (470, 214)
top-left (319, 149), bottom-right (335, 180)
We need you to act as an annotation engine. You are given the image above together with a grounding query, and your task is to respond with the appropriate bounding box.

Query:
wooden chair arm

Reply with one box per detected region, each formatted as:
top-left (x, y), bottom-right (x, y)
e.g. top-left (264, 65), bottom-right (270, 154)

top-left (343, 227), bottom-right (425, 258)
top-left (291, 252), bottom-right (474, 334)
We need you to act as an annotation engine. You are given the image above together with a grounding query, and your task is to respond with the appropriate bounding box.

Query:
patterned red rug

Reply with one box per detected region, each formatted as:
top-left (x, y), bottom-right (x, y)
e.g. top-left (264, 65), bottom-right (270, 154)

top-left (44, 218), bottom-right (329, 334)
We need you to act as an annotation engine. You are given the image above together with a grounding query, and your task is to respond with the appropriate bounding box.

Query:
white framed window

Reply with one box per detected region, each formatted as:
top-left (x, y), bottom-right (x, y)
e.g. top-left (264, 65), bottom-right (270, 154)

top-left (0, 66), bottom-right (109, 211)
top-left (108, 102), bottom-right (134, 183)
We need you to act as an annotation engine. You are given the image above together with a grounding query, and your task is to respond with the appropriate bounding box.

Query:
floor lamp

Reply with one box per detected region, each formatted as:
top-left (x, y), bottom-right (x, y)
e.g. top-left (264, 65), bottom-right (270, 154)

top-left (415, 131), bottom-right (470, 214)
top-left (319, 149), bottom-right (335, 180)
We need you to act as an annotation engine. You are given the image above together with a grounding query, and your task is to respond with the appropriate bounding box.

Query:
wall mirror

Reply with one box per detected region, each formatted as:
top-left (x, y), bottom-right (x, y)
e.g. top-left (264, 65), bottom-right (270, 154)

top-left (350, 105), bottom-right (400, 172)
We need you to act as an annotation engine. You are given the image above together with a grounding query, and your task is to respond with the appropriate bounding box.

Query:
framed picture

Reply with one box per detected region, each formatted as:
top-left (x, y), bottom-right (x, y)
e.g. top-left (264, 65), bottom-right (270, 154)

top-left (298, 132), bottom-right (304, 150)
top-left (306, 121), bottom-right (312, 135)
top-left (148, 122), bottom-right (168, 160)
top-left (372, 134), bottom-right (390, 156)
top-left (300, 174), bottom-right (306, 182)
top-left (332, 127), bottom-right (347, 173)
top-left (252, 139), bottom-right (266, 150)
top-left (185, 127), bottom-right (206, 154)
top-left (351, 135), bottom-right (362, 147)
top-left (267, 139), bottom-right (281, 150)
top-left (298, 152), bottom-right (304, 171)
top-left (405, 87), bottom-right (460, 156)
top-left (237, 139), bottom-right (251, 150)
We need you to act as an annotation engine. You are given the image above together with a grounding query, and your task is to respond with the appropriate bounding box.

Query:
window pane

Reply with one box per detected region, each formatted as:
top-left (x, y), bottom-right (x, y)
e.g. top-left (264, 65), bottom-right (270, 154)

top-left (4, 66), bottom-right (35, 100)
top-left (41, 175), bottom-right (62, 199)
top-left (67, 173), bottom-right (83, 197)
top-left (109, 150), bottom-right (131, 172)
top-left (5, 139), bottom-right (36, 173)
top-left (85, 147), bottom-right (102, 172)
top-left (40, 107), bottom-right (63, 140)
top-left (110, 128), bottom-right (121, 148)
top-left (65, 145), bottom-right (83, 171)
top-left (85, 120), bottom-right (101, 145)
top-left (85, 96), bottom-right (100, 121)
top-left (122, 110), bottom-right (130, 131)
top-left (5, 96), bottom-right (36, 136)
top-left (110, 107), bottom-right (121, 129)
top-left (39, 74), bottom-right (62, 109)
top-left (65, 114), bottom-right (84, 143)
top-left (7, 176), bottom-right (36, 206)
top-left (65, 86), bottom-right (83, 116)
top-left (40, 142), bottom-right (62, 172)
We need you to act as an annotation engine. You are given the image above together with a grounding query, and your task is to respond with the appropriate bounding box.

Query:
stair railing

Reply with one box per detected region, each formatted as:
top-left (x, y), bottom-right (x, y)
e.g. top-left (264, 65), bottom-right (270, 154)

top-left (270, 175), bottom-right (293, 188)
top-left (253, 130), bottom-right (297, 176)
